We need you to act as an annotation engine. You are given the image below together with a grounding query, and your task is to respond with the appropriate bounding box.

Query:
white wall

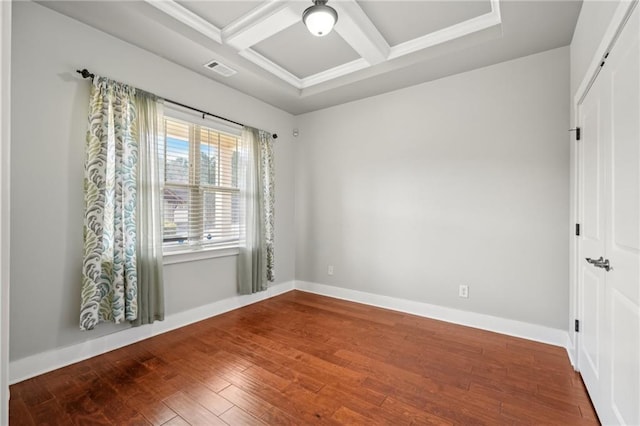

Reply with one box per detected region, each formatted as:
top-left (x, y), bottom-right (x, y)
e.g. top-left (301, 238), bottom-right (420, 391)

top-left (10, 1), bottom-right (295, 362)
top-left (295, 47), bottom-right (570, 330)
top-left (0, 0), bottom-right (11, 422)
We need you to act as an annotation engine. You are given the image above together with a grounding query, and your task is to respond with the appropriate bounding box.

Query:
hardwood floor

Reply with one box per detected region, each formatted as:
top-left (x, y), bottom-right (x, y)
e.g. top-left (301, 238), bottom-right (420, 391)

top-left (9, 290), bottom-right (598, 425)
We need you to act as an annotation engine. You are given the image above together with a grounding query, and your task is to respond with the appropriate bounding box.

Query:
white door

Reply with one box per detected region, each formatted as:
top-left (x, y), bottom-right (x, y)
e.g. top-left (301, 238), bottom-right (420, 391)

top-left (578, 4), bottom-right (640, 425)
top-left (577, 49), bottom-right (609, 420)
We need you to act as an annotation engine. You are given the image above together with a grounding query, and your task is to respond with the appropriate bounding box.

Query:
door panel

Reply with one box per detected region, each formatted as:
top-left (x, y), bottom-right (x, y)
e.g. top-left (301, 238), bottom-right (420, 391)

top-left (611, 290), bottom-right (640, 425)
top-left (611, 26), bottom-right (640, 254)
top-left (582, 98), bottom-right (602, 242)
top-left (606, 5), bottom-right (640, 424)
top-left (581, 267), bottom-right (602, 376)
top-left (578, 57), bottom-right (607, 410)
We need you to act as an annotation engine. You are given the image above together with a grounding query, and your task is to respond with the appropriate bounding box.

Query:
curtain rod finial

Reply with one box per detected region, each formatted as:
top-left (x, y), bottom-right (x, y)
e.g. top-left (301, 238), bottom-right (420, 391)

top-left (76, 69), bottom-right (95, 79)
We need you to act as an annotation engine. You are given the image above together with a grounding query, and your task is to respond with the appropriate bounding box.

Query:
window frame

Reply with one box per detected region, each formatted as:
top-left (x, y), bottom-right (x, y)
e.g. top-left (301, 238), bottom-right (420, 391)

top-left (161, 107), bottom-right (243, 261)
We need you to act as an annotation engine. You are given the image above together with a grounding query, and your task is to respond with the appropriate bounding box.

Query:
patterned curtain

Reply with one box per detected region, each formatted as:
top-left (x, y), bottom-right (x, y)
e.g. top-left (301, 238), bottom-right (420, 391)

top-left (80, 77), bottom-right (164, 330)
top-left (237, 128), bottom-right (275, 294)
top-left (259, 130), bottom-right (275, 283)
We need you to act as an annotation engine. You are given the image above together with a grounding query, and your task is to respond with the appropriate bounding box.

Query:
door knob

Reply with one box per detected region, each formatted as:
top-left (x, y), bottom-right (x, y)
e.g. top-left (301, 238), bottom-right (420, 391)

top-left (585, 257), bottom-right (613, 271)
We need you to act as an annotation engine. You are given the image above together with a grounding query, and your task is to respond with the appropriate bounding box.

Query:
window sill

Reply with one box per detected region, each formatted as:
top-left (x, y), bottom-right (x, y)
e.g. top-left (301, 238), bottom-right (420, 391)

top-left (163, 247), bottom-right (239, 265)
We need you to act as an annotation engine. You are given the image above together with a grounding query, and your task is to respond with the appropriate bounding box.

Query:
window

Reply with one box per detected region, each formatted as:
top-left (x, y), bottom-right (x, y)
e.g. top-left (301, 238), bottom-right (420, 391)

top-left (161, 115), bottom-right (241, 252)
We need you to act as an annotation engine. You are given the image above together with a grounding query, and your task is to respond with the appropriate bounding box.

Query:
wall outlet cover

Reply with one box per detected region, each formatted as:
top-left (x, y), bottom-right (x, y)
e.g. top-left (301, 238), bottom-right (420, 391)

top-left (459, 285), bottom-right (469, 298)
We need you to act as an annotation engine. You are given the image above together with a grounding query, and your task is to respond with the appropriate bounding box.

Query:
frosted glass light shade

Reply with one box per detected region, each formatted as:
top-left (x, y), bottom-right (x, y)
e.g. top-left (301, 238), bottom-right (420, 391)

top-left (303, 2), bottom-right (338, 37)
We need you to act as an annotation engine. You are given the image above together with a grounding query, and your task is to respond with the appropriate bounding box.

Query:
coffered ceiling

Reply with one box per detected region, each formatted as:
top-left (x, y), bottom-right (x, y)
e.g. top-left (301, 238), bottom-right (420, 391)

top-left (39, 0), bottom-right (582, 114)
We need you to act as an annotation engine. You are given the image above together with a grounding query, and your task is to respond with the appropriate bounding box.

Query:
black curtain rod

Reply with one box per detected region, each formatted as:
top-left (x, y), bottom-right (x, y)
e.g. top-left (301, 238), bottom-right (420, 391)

top-left (76, 69), bottom-right (277, 139)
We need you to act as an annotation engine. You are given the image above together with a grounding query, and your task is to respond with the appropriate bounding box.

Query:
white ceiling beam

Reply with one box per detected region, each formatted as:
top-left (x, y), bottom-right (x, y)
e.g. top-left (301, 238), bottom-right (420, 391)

top-left (332, 0), bottom-right (390, 66)
top-left (300, 58), bottom-right (370, 88)
top-left (145, 0), bottom-right (222, 44)
top-left (490, 0), bottom-right (502, 23)
top-left (388, 1), bottom-right (502, 60)
top-left (239, 49), bottom-right (303, 89)
top-left (223, 1), bottom-right (305, 51)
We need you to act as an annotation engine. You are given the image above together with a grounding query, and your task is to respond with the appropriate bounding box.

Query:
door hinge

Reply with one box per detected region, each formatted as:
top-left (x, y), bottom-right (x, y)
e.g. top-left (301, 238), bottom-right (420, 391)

top-left (569, 127), bottom-right (581, 141)
top-left (576, 223), bottom-right (581, 236)
top-left (575, 319), bottom-right (580, 333)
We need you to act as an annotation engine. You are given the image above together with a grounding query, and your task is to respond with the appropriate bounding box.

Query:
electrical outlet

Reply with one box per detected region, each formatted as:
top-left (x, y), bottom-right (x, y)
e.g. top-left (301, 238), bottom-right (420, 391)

top-left (327, 265), bottom-right (334, 276)
top-left (459, 285), bottom-right (469, 298)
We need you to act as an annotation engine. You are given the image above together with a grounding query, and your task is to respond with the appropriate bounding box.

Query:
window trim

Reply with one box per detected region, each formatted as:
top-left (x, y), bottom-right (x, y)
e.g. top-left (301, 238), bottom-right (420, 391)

top-left (163, 246), bottom-right (239, 265)
top-left (162, 106), bottom-right (243, 256)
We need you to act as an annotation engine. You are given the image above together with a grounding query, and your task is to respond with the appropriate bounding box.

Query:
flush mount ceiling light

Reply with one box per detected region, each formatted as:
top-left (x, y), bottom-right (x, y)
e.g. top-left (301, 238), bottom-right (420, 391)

top-left (303, 0), bottom-right (338, 37)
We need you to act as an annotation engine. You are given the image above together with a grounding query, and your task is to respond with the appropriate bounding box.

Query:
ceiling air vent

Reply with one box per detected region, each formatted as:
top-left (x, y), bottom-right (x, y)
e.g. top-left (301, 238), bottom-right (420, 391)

top-left (203, 60), bottom-right (237, 77)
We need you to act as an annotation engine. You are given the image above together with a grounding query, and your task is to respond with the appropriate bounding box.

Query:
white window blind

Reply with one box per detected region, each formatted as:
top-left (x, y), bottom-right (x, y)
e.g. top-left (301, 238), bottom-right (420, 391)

top-left (161, 115), bottom-right (241, 251)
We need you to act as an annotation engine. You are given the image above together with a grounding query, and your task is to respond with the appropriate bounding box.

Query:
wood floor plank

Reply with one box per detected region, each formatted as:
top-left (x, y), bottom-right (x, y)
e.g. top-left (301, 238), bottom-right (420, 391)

top-left (473, 381), bottom-right (587, 424)
top-left (125, 391), bottom-right (178, 426)
top-left (183, 382), bottom-right (234, 416)
top-left (13, 376), bottom-right (54, 407)
top-left (164, 356), bottom-right (231, 393)
top-left (103, 404), bottom-right (151, 426)
top-left (8, 398), bottom-right (35, 426)
top-left (277, 382), bottom-right (342, 423)
top-left (330, 406), bottom-right (374, 424)
top-left (9, 291), bottom-right (597, 425)
top-left (259, 405), bottom-right (300, 425)
top-left (26, 398), bottom-right (73, 425)
top-left (163, 391), bottom-right (227, 426)
top-left (159, 416), bottom-right (190, 426)
top-left (219, 405), bottom-right (267, 425)
top-left (58, 386), bottom-right (108, 425)
top-left (537, 381), bottom-right (594, 407)
top-left (218, 384), bottom-right (269, 416)
top-left (318, 383), bottom-right (421, 425)
top-left (271, 363), bottom-right (326, 393)
top-left (380, 397), bottom-right (455, 425)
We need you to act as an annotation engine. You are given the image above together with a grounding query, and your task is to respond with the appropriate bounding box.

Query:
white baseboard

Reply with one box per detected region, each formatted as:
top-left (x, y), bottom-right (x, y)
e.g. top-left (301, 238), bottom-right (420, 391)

top-left (295, 281), bottom-right (571, 349)
top-left (565, 334), bottom-right (577, 369)
top-left (10, 279), bottom-right (573, 384)
top-left (9, 281), bottom-right (294, 384)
